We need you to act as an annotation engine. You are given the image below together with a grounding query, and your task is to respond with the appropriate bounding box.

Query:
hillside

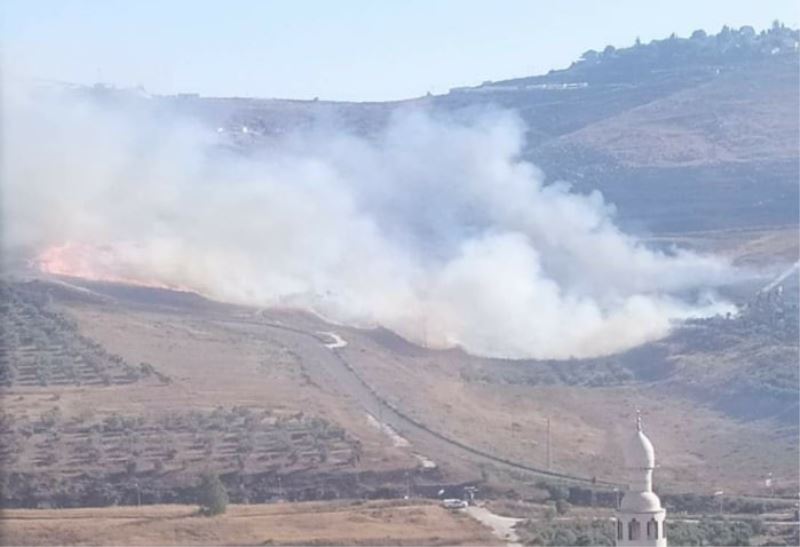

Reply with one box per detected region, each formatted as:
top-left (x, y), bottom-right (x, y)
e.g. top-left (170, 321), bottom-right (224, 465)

top-left (546, 63), bottom-right (797, 167)
top-left (4, 23), bottom-right (797, 523)
top-left (439, 24), bottom-right (800, 233)
top-left (1, 274), bottom-right (797, 508)
top-left (120, 24), bottom-right (796, 235)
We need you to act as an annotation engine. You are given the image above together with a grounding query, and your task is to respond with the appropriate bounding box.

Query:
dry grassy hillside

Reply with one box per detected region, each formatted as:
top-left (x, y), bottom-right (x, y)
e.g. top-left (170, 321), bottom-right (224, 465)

top-left (3, 262), bottom-right (795, 505)
top-left (553, 63), bottom-right (798, 167)
top-left (341, 328), bottom-right (798, 494)
top-left (0, 280), bottom-right (421, 508)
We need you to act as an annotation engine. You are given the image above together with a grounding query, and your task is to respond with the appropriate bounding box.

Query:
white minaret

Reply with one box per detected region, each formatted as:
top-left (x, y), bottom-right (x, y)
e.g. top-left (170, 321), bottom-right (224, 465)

top-left (616, 411), bottom-right (667, 547)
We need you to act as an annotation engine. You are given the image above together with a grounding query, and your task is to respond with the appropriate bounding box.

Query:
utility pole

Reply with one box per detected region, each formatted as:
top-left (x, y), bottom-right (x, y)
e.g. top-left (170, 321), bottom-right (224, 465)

top-left (714, 490), bottom-right (724, 514)
top-left (546, 417), bottom-right (552, 471)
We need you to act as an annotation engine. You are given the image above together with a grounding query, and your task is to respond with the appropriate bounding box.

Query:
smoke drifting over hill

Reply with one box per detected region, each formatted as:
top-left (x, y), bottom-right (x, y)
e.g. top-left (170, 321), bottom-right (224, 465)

top-left (2, 82), bottom-right (737, 359)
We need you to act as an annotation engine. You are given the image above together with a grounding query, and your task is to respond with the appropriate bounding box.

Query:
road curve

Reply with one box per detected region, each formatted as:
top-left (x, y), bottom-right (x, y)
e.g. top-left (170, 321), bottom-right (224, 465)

top-left (247, 317), bottom-right (620, 488)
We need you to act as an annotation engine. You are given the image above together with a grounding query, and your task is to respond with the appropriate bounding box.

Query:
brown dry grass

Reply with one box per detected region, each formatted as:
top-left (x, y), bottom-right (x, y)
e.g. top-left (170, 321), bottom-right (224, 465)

top-left (340, 331), bottom-right (799, 494)
top-left (0, 501), bottom-right (500, 546)
top-left (1, 299), bottom-right (413, 473)
top-left (5, 272), bottom-right (796, 499)
top-left (559, 65), bottom-right (798, 167)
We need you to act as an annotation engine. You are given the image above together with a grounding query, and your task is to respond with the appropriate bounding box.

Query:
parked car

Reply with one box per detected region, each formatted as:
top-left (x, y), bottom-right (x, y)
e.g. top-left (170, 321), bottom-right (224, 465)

top-left (441, 498), bottom-right (468, 510)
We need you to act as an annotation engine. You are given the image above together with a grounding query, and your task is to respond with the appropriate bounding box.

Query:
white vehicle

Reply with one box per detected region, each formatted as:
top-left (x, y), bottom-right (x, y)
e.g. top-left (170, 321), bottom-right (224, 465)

top-left (441, 498), bottom-right (468, 510)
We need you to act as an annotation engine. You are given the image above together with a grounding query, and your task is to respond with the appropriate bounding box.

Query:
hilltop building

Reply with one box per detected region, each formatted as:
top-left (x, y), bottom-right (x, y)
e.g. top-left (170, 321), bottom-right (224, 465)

top-left (616, 413), bottom-right (667, 546)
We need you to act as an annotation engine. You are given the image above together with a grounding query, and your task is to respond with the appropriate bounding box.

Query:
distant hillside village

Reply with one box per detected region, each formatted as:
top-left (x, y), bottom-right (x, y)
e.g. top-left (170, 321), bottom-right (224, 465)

top-left (453, 22), bottom-right (800, 93)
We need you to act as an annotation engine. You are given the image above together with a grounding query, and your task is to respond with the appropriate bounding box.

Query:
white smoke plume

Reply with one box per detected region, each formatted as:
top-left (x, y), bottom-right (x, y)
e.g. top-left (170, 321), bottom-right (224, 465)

top-left (1, 80), bottom-right (736, 359)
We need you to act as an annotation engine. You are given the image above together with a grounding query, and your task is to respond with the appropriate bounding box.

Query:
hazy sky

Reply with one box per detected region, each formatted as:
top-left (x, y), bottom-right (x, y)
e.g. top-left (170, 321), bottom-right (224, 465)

top-left (2, 0), bottom-right (798, 101)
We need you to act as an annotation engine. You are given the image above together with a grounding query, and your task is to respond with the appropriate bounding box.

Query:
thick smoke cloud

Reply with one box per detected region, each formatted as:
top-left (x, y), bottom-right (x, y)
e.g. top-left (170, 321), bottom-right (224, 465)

top-left (1, 82), bottom-right (736, 359)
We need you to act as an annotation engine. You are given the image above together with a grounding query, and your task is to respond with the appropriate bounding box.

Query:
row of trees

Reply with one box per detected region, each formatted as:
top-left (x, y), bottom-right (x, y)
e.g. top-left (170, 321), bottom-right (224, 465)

top-left (1, 282), bottom-right (166, 388)
top-left (0, 405), bottom-right (363, 507)
top-left (580, 21), bottom-right (798, 66)
top-left (516, 517), bottom-right (771, 546)
top-left (532, 480), bottom-right (796, 515)
top-left (517, 518), bottom-right (614, 546)
top-left (0, 466), bottom-right (415, 509)
top-left (571, 21), bottom-right (799, 86)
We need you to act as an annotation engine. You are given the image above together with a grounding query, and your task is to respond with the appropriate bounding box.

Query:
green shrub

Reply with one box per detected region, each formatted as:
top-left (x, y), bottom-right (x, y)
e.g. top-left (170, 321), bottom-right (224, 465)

top-left (197, 473), bottom-right (228, 516)
top-left (666, 518), bottom-right (754, 546)
top-left (517, 518), bottom-right (614, 546)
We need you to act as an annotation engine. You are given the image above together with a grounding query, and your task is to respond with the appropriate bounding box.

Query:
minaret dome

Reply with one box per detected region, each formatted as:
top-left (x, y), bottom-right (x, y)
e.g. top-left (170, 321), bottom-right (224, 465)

top-left (615, 411), bottom-right (667, 547)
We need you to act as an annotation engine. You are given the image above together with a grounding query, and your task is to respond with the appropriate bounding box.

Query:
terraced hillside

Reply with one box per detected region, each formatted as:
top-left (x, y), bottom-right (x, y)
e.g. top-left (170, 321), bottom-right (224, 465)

top-left (0, 279), bottom-right (423, 509)
top-left (0, 284), bottom-right (167, 388)
top-left (0, 406), bottom-right (363, 507)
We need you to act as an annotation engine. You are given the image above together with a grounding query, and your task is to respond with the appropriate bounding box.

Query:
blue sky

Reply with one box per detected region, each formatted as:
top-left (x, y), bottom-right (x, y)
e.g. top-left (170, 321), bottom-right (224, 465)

top-left (2, 0), bottom-right (798, 101)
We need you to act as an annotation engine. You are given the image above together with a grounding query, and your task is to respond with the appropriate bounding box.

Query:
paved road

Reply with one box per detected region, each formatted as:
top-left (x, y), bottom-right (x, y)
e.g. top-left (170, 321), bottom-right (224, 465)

top-left (237, 316), bottom-right (617, 487)
top-left (759, 260), bottom-right (799, 293)
top-left (318, 331), bottom-right (348, 349)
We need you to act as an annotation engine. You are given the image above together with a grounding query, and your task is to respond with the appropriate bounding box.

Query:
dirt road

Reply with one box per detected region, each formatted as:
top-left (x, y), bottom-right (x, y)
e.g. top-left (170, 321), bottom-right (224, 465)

top-left (466, 505), bottom-right (523, 546)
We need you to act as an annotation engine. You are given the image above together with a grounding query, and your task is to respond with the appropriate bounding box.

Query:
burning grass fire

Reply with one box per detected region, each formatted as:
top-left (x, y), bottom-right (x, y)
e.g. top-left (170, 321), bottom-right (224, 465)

top-left (4, 82), bottom-right (739, 359)
top-left (35, 242), bottom-right (185, 290)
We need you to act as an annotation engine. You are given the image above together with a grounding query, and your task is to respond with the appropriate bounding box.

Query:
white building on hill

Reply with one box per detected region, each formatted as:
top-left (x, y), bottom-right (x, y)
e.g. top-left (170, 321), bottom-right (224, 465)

top-left (616, 413), bottom-right (667, 546)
